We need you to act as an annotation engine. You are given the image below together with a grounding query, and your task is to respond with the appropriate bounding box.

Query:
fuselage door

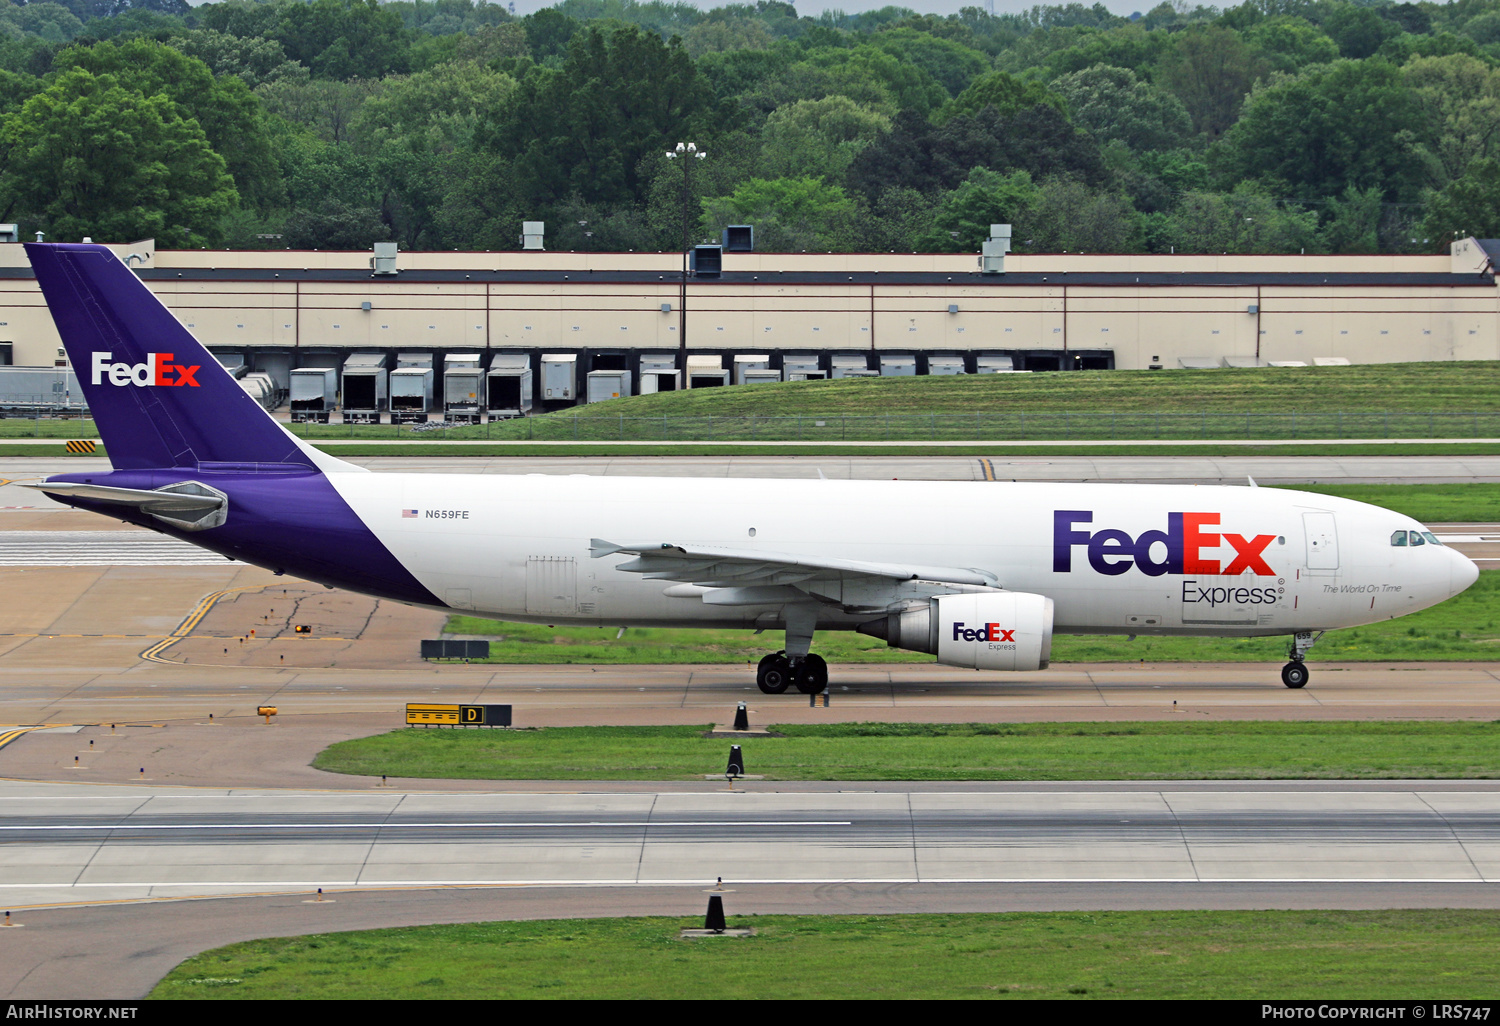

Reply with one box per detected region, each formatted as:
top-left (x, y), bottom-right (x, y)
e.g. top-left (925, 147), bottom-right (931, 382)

top-left (1304, 512), bottom-right (1339, 572)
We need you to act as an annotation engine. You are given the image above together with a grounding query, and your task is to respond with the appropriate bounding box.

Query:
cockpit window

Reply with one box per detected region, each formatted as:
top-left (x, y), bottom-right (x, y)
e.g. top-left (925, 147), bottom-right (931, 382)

top-left (1391, 531), bottom-right (1407, 546)
top-left (1409, 531), bottom-right (1426, 546)
top-left (1422, 532), bottom-right (1442, 545)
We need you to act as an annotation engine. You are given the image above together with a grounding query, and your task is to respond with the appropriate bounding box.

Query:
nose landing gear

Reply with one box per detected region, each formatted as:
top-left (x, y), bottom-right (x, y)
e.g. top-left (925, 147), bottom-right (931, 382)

top-left (1280, 630), bottom-right (1321, 689)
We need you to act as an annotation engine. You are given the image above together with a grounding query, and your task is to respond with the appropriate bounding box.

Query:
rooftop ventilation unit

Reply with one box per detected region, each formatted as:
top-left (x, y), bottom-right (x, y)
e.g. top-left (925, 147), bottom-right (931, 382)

top-left (722, 225), bottom-right (754, 252)
top-left (691, 245), bottom-right (722, 278)
top-left (521, 221), bottom-right (545, 251)
top-left (371, 242), bottom-right (398, 275)
top-left (980, 223), bottom-right (1012, 275)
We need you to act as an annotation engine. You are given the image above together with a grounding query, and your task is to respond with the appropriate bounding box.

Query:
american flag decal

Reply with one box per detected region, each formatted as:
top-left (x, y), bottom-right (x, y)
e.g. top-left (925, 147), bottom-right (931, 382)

top-left (401, 509), bottom-right (418, 519)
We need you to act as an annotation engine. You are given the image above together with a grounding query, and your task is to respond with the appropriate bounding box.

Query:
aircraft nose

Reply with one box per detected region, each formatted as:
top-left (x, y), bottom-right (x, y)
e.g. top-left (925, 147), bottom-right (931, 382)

top-left (1451, 548), bottom-right (1480, 596)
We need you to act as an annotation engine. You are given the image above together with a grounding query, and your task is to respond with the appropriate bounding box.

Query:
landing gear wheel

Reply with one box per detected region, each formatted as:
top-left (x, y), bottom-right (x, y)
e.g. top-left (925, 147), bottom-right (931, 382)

top-left (794, 654), bottom-right (829, 694)
top-left (1281, 661), bottom-right (1309, 689)
top-left (757, 653), bottom-right (790, 694)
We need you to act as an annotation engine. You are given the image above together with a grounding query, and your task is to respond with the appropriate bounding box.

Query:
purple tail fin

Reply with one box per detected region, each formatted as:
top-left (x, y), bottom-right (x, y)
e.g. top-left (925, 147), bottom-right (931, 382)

top-left (26, 243), bottom-right (317, 471)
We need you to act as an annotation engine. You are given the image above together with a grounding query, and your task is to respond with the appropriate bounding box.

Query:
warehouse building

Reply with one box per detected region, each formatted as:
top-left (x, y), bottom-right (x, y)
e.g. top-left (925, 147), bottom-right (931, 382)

top-left (0, 235), bottom-right (1495, 417)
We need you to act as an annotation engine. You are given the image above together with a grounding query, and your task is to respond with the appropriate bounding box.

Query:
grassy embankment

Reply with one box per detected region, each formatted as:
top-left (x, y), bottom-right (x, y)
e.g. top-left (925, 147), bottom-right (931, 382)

top-left (313, 721), bottom-right (1500, 781)
top-left (445, 566), bottom-right (1500, 666)
top-left (151, 910), bottom-right (1500, 1000)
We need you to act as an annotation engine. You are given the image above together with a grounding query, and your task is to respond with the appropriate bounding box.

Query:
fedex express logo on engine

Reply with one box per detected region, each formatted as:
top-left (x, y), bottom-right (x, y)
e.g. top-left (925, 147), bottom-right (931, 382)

top-left (90, 352), bottom-right (200, 387)
top-left (953, 622), bottom-right (1015, 644)
top-left (1054, 510), bottom-right (1276, 577)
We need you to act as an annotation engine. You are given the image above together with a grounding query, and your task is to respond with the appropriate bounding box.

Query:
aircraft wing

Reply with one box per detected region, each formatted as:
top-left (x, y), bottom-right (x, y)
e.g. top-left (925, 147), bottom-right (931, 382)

top-left (589, 538), bottom-right (996, 589)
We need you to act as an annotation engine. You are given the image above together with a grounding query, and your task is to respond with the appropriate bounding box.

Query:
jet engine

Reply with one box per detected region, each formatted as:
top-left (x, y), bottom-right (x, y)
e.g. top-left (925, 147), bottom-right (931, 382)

top-left (857, 592), bottom-right (1054, 671)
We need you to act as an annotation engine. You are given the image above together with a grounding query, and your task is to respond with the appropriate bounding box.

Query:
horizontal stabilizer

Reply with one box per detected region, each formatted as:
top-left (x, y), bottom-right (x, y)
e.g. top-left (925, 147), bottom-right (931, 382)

top-left (29, 479), bottom-right (228, 532)
top-left (27, 481), bottom-right (221, 510)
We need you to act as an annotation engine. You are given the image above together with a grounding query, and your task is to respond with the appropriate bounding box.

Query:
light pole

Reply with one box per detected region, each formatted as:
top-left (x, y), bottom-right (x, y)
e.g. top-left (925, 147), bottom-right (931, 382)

top-left (665, 141), bottom-right (706, 375)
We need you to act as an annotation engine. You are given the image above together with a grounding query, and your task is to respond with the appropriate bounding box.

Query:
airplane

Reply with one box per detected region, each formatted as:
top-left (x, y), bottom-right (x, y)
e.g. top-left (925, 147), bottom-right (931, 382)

top-left (23, 242), bottom-right (1480, 693)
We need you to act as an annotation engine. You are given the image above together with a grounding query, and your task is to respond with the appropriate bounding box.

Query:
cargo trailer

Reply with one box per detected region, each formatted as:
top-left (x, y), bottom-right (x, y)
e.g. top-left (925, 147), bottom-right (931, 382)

top-left (443, 353), bottom-right (484, 422)
top-left (782, 353), bottom-right (824, 381)
top-left (686, 354), bottom-right (727, 389)
top-left (341, 353), bottom-right (388, 423)
top-left (289, 366), bottom-right (338, 423)
top-left (541, 353), bottom-right (577, 400)
top-left (733, 354), bottom-right (770, 385)
top-left (390, 352), bottom-right (434, 423)
top-left (639, 352), bottom-right (680, 394)
top-left (585, 369), bottom-right (632, 403)
top-left (830, 353), bottom-right (872, 379)
top-left (0, 366), bottom-right (85, 413)
top-left (486, 353), bottom-right (533, 418)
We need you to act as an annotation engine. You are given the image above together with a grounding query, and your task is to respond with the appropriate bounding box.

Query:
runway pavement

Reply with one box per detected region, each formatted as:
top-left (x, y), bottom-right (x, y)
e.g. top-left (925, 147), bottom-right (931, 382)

top-left (2, 777), bottom-right (1498, 998)
top-left (3, 781), bottom-right (1496, 905)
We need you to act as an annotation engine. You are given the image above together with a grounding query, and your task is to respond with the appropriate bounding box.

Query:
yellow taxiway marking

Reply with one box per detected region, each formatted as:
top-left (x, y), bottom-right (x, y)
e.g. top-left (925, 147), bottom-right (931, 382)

top-left (0, 724), bottom-right (72, 751)
top-left (978, 458), bottom-right (996, 481)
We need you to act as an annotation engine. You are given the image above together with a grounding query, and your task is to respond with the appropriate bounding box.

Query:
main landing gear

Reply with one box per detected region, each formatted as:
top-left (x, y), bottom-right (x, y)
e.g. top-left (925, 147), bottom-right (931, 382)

top-left (1280, 630), bottom-right (1321, 689)
top-left (756, 651), bottom-right (828, 695)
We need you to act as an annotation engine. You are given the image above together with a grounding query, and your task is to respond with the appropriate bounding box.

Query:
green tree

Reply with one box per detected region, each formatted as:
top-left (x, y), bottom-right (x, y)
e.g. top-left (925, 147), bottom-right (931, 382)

top-left (1323, 2), bottom-right (1400, 60)
top-left (915, 167), bottom-right (1038, 252)
top-left (1221, 58), bottom-right (1429, 206)
top-left (0, 67), bottom-right (237, 244)
top-left (57, 37), bottom-right (280, 209)
top-left (351, 62), bottom-right (516, 154)
top-left (1022, 176), bottom-right (1144, 253)
top-left (1319, 183), bottom-right (1383, 253)
top-left (487, 25), bottom-right (719, 209)
top-left (701, 176), bottom-right (857, 252)
top-left (1051, 64), bottom-right (1191, 152)
top-left (168, 28), bottom-right (307, 88)
top-left (1243, 16), bottom-right (1339, 74)
top-left (869, 26), bottom-right (989, 99)
top-left (939, 69), bottom-right (1066, 123)
top-left (758, 95), bottom-right (890, 180)
top-left (683, 15), bottom-right (774, 59)
top-left (1421, 157), bottom-right (1500, 244)
top-left (1156, 184), bottom-right (1318, 254)
top-left (1402, 53), bottom-right (1500, 187)
top-left (1159, 24), bottom-right (1267, 138)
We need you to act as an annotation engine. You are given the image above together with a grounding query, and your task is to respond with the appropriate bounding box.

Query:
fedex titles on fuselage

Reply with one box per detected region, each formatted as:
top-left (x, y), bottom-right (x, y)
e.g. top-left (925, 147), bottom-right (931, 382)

top-left (90, 351), bottom-right (200, 388)
top-left (1054, 510), bottom-right (1278, 578)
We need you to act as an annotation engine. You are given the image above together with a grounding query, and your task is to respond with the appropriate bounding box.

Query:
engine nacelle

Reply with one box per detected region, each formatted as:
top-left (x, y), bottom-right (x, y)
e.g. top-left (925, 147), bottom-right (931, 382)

top-left (857, 592), bottom-right (1054, 671)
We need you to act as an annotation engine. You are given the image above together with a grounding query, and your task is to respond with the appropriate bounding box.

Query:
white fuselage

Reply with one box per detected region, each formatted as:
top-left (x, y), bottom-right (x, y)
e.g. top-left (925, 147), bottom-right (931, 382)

top-left (330, 474), bottom-right (1475, 637)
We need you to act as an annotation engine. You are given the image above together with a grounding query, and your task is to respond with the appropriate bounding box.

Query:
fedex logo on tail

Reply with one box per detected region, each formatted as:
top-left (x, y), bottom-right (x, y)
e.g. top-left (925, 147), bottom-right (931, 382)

top-left (90, 352), bottom-right (200, 388)
top-left (1054, 510), bottom-right (1277, 577)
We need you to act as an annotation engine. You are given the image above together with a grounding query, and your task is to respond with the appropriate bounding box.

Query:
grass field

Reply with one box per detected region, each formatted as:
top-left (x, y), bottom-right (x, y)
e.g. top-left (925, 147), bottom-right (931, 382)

top-left (444, 568), bottom-right (1500, 666)
top-left (150, 909), bottom-right (1500, 999)
top-left (312, 721), bottom-right (1500, 781)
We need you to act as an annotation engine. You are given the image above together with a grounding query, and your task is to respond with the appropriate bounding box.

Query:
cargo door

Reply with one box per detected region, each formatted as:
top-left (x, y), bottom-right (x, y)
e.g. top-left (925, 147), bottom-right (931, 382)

top-left (525, 556), bottom-right (577, 615)
top-left (1304, 512), bottom-right (1339, 573)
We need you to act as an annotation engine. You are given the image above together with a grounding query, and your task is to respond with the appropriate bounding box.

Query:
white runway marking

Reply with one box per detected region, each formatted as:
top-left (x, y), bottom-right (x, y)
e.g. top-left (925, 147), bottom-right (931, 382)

top-left (0, 531), bottom-right (223, 565)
